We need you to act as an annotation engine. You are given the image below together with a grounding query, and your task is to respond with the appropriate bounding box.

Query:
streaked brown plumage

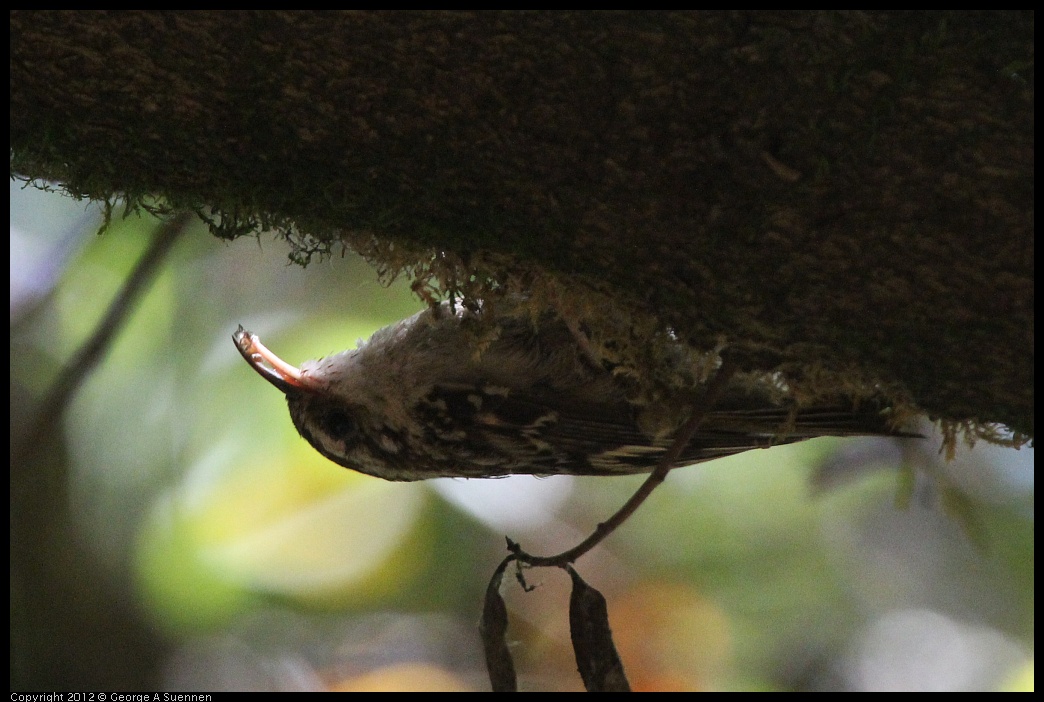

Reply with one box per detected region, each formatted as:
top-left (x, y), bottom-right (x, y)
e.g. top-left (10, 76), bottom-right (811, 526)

top-left (234, 302), bottom-right (916, 481)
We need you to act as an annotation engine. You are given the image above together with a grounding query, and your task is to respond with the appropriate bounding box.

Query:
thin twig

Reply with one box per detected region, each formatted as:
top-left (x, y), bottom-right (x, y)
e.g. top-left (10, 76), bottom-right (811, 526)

top-left (12, 211), bottom-right (194, 480)
top-left (509, 356), bottom-right (739, 568)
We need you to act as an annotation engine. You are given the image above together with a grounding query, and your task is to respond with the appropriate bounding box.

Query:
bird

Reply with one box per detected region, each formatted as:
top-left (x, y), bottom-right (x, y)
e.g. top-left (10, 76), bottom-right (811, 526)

top-left (234, 301), bottom-right (917, 481)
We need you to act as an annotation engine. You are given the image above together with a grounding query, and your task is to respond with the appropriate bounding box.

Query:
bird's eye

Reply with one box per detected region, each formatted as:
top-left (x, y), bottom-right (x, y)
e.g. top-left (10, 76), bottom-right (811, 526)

top-left (322, 409), bottom-right (355, 439)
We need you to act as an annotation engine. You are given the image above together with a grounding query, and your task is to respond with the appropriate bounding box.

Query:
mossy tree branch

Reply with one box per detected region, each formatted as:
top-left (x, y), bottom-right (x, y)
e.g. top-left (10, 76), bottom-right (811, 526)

top-left (10, 11), bottom-right (1033, 437)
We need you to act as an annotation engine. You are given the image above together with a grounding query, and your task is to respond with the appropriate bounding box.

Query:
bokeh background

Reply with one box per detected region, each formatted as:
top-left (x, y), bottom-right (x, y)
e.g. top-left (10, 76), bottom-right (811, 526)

top-left (10, 183), bottom-right (1034, 691)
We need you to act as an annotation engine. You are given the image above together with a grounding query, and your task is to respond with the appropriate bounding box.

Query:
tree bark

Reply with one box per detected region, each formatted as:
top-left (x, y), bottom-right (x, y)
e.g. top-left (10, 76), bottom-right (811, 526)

top-left (10, 10), bottom-right (1033, 436)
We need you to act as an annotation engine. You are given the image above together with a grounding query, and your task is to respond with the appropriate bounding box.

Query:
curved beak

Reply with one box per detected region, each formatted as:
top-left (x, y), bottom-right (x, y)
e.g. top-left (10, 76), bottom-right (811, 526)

top-left (233, 326), bottom-right (314, 395)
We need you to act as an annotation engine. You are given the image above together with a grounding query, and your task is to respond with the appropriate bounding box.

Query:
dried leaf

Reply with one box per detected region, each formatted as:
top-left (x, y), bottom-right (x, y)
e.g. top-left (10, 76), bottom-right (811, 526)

top-left (567, 566), bottom-right (630, 692)
top-left (481, 557), bottom-right (517, 692)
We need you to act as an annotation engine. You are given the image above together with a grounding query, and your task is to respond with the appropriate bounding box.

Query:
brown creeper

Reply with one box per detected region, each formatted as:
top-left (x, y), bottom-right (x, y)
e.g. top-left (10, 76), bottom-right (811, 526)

top-left (234, 303), bottom-right (915, 481)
